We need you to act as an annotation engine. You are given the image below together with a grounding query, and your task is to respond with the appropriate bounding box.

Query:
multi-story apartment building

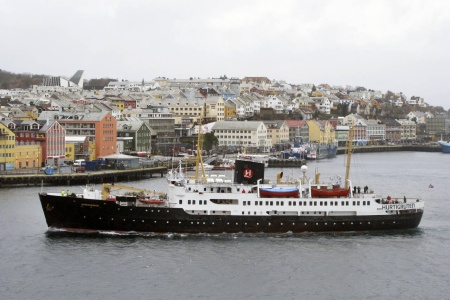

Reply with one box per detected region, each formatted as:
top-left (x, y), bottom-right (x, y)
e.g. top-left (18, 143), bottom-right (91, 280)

top-left (212, 120), bottom-right (269, 152)
top-left (121, 106), bottom-right (175, 145)
top-left (426, 112), bottom-right (449, 138)
top-left (38, 110), bottom-right (116, 158)
top-left (384, 119), bottom-right (402, 143)
top-left (363, 119), bottom-right (386, 141)
top-left (117, 119), bottom-right (152, 153)
top-left (285, 120), bottom-right (309, 143)
top-left (3, 119), bottom-right (66, 166)
top-left (263, 120), bottom-right (290, 146)
top-left (396, 119), bottom-right (417, 142)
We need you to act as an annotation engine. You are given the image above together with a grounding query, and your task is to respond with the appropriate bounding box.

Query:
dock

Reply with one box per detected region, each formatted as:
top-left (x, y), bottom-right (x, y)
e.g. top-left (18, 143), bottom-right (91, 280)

top-left (336, 144), bottom-right (441, 154)
top-left (0, 166), bottom-right (167, 188)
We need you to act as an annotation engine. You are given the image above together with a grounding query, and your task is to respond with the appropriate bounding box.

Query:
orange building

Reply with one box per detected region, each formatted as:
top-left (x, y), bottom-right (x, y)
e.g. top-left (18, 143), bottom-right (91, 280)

top-left (38, 110), bottom-right (117, 159)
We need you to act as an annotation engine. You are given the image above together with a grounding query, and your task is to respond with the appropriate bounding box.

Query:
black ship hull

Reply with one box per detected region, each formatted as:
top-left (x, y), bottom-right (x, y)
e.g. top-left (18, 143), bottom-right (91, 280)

top-left (39, 193), bottom-right (424, 234)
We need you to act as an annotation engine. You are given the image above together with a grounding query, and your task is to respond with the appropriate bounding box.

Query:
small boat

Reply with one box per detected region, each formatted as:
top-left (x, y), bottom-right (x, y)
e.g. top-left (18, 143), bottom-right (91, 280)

top-left (437, 140), bottom-right (450, 153)
top-left (138, 197), bottom-right (165, 205)
top-left (194, 163), bottom-right (214, 171)
top-left (311, 184), bottom-right (350, 198)
top-left (259, 187), bottom-right (299, 198)
top-left (213, 159), bottom-right (235, 170)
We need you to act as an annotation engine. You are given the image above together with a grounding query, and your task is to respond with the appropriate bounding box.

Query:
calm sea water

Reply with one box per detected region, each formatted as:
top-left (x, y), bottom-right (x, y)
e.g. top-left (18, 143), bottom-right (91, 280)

top-left (1, 152), bottom-right (449, 300)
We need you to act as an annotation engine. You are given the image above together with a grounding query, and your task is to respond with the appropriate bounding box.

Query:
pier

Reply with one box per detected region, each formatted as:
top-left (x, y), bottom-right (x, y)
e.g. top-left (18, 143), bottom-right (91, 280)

top-left (0, 166), bottom-right (167, 188)
top-left (336, 144), bottom-right (441, 154)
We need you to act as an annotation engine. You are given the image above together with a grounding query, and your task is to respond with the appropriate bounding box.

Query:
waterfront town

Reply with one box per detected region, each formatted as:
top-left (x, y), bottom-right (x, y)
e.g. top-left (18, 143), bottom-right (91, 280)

top-left (0, 69), bottom-right (448, 171)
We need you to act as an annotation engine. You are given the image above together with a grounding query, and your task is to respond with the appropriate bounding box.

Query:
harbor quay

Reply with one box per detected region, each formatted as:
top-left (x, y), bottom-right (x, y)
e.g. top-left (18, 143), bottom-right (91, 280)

top-left (0, 166), bottom-right (167, 188)
top-left (336, 144), bottom-right (441, 154)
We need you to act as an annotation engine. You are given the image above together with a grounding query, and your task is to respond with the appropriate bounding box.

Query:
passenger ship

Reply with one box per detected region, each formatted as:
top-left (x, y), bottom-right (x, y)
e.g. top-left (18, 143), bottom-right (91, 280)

top-left (38, 127), bottom-right (424, 234)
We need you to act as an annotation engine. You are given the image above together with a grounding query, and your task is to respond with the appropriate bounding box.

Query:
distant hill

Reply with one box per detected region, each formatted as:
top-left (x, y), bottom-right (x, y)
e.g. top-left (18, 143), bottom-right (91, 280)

top-left (0, 69), bottom-right (115, 91)
top-left (0, 69), bottom-right (48, 89)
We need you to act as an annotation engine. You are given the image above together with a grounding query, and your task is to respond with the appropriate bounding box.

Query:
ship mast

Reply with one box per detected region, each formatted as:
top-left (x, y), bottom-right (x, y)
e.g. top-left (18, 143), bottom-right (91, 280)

top-left (194, 109), bottom-right (207, 183)
top-left (344, 125), bottom-right (354, 190)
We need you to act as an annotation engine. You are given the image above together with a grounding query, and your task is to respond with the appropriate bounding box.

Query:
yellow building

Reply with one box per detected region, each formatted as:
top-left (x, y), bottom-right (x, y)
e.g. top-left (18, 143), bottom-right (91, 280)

top-left (65, 143), bottom-right (75, 161)
top-left (14, 144), bottom-right (41, 169)
top-left (224, 101), bottom-right (237, 119)
top-left (307, 120), bottom-right (336, 143)
top-left (264, 120), bottom-right (290, 146)
top-left (22, 106), bottom-right (40, 120)
top-left (0, 124), bottom-right (15, 170)
top-left (108, 97), bottom-right (125, 111)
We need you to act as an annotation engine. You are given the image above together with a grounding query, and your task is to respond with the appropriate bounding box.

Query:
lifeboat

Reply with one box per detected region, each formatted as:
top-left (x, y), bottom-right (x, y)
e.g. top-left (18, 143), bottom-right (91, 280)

top-left (138, 197), bottom-right (165, 205)
top-left (311, 184), bottom-right (350, 198)
top-left (259, 187), bottom-right (299, 198)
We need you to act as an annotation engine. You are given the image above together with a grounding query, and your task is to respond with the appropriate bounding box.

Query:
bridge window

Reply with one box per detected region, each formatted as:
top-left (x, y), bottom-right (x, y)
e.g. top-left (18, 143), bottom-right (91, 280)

top-left (179, 200), bottom-right (182, 204)
top-left (188, 200), bottom-right (191, 204)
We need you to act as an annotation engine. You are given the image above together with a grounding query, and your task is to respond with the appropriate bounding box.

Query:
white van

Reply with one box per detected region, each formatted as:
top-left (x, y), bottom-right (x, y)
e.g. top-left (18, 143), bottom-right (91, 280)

top-left (73, 159), bottom-right (85, 167)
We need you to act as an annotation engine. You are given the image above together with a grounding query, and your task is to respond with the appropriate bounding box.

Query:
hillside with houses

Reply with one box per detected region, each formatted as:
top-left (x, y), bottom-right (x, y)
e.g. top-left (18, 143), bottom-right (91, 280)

top-left (0, 70), bottom-right (449, 170)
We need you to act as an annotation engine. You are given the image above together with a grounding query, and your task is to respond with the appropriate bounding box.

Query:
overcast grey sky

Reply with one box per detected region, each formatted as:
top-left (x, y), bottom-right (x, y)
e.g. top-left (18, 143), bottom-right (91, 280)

top-left (1, 0), bottom-right (449, 109)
